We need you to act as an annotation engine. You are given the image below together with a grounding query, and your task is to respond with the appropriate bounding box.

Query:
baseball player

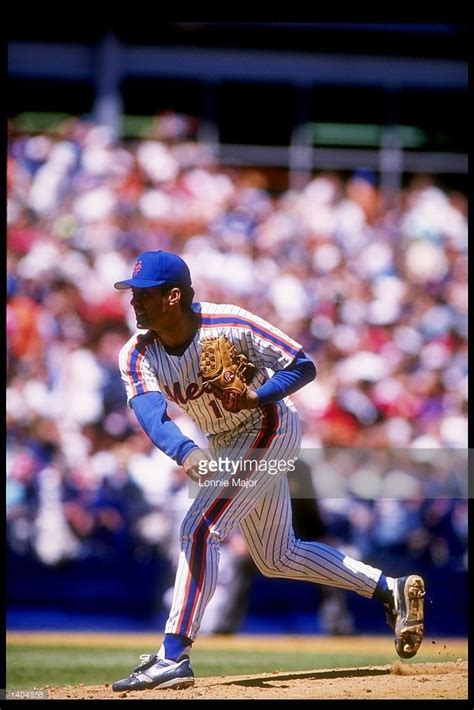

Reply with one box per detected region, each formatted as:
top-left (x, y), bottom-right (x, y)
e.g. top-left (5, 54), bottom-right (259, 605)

top-left (111, 250), bottom-right (425, 692)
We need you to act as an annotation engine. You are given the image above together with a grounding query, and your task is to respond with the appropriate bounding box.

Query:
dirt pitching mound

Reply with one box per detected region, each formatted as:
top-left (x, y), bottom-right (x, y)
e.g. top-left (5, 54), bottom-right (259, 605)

top-left (45, 661), bottom-right (467, 700)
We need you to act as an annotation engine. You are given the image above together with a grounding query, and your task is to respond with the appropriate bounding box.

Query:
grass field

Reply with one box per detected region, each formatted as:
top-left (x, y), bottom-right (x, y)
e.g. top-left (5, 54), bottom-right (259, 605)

top-left (6, 633), bottom-right (468, 691)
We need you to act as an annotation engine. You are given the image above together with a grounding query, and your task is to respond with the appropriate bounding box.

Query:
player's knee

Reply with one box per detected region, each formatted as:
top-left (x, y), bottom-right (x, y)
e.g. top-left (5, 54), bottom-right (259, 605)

top-left (258, 565), bottom-right (281, 578)
top-left (179, 521), bottom-right (221, 549)
top-left (253, 539), bottom-right (297, 578)
top-left (253, 558), bottom-right (285, 578)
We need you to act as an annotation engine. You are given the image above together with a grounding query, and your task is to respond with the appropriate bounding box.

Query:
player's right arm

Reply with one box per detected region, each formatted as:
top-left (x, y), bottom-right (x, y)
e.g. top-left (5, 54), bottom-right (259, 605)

top-left (119, 334), bottom-right (203, 475)
top-left (131, 392), bottom-right (199, 467)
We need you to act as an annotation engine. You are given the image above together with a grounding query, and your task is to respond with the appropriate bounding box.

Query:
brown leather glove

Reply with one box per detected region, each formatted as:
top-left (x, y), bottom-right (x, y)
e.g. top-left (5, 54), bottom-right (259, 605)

top-left (200, 335), bottom-right (256, 412)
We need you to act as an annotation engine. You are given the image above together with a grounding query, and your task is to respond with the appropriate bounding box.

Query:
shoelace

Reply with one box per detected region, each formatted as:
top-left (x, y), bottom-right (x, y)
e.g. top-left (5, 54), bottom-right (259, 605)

top-left (383, 590), bottom-right (397, 629)
top-left (133, 653), bottom-right (179, 674)
top-left (384, 605), bottom-right (395, 629)
top-left (131, 654), bottom-right (157, 674)
top-left (132, 652), bottom-right (189, 676)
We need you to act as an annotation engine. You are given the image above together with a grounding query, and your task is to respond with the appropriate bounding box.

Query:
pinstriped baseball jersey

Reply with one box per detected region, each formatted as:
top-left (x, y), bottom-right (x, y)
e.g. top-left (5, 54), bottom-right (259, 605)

top-left (118, 302), bottom-right (303, 440)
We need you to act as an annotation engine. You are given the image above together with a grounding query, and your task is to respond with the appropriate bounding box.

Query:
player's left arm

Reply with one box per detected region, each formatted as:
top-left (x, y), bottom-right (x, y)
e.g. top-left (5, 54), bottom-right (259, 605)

top-left (240, 349), bottom-right (316, 410)
top-left (224, 306), bottom-right (316, 411)
top-left (255, 349), bottom-right (316, 403)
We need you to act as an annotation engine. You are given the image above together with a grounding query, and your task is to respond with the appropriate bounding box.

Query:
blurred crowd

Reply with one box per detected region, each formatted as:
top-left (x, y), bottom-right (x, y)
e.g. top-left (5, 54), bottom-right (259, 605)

top-left (7, 114), bottom-right (468, 629)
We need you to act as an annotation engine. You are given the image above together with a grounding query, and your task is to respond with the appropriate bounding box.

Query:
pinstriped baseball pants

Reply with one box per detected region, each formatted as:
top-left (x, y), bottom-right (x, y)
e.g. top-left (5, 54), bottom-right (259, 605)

top-left (165, 403), bottom-right (382, 640)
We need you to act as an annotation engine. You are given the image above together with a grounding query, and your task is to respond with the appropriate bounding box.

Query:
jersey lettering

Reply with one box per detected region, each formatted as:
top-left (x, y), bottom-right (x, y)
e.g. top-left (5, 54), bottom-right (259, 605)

top-left (163, 381), bottom-right (207, 405)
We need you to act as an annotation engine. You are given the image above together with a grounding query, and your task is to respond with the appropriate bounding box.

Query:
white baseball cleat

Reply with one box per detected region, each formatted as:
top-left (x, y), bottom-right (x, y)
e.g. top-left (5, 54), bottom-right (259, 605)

top-left (112, 653), bottom-right (195, 692)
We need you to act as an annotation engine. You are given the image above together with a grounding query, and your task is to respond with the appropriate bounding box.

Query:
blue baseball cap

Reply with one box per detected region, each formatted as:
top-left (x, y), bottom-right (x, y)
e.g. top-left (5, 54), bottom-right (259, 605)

top-left (114, 251), bottom-right (192, 290)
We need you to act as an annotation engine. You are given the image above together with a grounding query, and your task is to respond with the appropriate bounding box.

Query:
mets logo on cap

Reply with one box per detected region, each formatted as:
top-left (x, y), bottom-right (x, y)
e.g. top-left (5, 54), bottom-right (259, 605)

top-left (133, 260), bottom-right (143, 276)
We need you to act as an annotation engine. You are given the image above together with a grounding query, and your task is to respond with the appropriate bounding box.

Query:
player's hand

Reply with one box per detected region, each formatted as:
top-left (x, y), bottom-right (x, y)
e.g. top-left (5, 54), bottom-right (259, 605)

top-left (222, 389), bottom-right (260, 413)
top-left (182, 448), bottom-right (212, 483)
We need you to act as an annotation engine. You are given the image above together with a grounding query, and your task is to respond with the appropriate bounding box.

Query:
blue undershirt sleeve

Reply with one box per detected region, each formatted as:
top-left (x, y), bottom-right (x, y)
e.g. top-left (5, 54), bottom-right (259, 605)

top-left (255, 349), bottom-right (316, 406)
top-left (131, 391), bottom-right (199, 466)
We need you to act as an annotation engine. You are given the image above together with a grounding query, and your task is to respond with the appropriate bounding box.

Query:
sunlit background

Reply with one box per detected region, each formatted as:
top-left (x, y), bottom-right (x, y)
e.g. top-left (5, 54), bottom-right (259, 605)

top-left (7, 22), bottom-right (468, 637)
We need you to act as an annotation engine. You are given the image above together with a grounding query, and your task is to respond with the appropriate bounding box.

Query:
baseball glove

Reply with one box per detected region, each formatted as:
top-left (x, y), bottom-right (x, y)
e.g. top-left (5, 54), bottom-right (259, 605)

top-left (200, 335), bottom-right (256, 412)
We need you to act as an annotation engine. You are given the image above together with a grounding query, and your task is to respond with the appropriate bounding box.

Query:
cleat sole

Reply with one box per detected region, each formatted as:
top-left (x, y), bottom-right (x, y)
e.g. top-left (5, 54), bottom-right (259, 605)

top-left (158, 677), bottom-right (195, 690)
top-left (395, 575), bottom-right (425, 659)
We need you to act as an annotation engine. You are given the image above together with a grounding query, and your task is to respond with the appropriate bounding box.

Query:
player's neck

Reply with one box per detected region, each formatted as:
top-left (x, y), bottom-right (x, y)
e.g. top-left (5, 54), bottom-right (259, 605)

top-left (153, 310), bottom-right (200, 349)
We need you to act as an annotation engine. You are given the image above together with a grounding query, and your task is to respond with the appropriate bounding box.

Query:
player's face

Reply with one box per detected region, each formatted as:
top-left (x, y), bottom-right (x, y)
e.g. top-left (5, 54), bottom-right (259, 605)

top-left (130, 286), bottom-right (165, 330)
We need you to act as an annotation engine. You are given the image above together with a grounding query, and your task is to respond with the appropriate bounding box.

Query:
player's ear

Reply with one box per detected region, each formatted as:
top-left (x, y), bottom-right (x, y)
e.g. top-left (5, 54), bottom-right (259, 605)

top-left (167, 287), bottom-right (182, 307)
